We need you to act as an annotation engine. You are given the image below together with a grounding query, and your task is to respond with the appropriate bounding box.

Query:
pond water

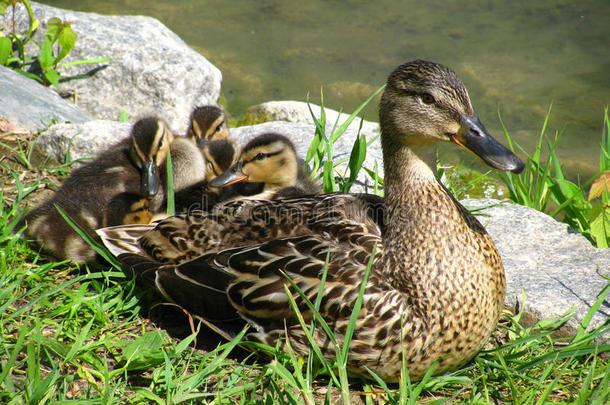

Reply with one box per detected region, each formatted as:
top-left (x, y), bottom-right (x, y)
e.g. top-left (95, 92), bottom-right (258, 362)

top-left (42, 0), bottom-right (609, 178)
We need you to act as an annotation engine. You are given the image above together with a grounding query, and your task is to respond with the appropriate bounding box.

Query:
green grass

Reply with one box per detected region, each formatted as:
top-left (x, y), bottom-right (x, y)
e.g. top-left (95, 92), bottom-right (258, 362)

top-left (1, 99), bottom-right (609, 402)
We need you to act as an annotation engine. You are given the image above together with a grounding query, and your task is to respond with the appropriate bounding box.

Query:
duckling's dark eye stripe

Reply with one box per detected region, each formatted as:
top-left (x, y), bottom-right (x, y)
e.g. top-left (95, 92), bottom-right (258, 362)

top-left (246, 150), bottom-right (282, 163)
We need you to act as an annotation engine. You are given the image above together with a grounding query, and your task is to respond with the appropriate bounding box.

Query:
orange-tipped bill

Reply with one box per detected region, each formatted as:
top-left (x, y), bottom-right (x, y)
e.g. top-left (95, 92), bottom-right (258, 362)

top-left (450, 114), bottom-right (524, 173)
top-left (209, 162), bottom-right (249, 187)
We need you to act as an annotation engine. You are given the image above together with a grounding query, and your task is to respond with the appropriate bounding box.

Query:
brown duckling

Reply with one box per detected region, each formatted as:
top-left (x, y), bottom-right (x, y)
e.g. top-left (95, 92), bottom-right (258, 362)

top-left (21, 117), bottom-right (174, 263)
top-left (186, 105), bottom-right (230, 142)
top-left (210, 132), bottom-right (321, 199)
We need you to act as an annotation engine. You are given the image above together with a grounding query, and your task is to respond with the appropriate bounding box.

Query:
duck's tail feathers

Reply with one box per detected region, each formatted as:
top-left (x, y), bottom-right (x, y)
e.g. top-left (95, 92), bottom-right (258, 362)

top-left (96, 224), bottom-right (155, 257)
top-left (118, 252), bottom-right (247, 341)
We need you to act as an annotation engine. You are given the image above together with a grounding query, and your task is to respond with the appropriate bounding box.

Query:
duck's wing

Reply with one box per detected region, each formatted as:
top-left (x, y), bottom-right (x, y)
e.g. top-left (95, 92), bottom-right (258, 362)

top-left (96, 223), bottom-right (156, 257)
top-left (114, 221), bottom-right (384, 343)
top-left (129, 194), bottom-right (383, 264)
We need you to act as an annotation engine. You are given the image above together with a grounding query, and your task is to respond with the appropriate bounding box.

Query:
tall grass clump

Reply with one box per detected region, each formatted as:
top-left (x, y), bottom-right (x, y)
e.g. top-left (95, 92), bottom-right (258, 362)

top-left (304, 86), bottom-right (385, 194)
top-left (498, 106), bottom-right (610, 247)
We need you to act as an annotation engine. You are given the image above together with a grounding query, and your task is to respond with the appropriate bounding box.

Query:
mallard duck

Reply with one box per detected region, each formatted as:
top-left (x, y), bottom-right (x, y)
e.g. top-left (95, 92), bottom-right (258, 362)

top-left (97, 60), bottom-right (523, 381)
top-left (186, 105), bottom-right (230, 142)
top-left (209, 132), bottom-right (321, 199)
top-left (21, 117), bottom-right (174, 263)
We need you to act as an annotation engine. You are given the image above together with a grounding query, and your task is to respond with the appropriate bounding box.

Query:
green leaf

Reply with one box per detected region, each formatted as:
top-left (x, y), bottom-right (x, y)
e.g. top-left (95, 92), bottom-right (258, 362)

top-left (347, 133), bottom-right (367, 185)
top-left (122, 331), bottom-right (166, 371)
top-left (45, 17), bottom-right (63, 44)
top-left (0, 0), bottom-right (11, 15)
top-left (322, 159), bottom-right (336, 193)
top-left (56, 24), bottom-right (76, 64)
top-left (43, 69), bottom-right (60, 87)
top-left (0, 36), bottom-right (11, 66)
top-left (118, 110), bottom-right (129, 123)
top-left (166, 152), bottom-right (175, 215)
top-left (59, 56), bottom-right (112, 68)
top-left (589, 208), bottom-right (610, 248)
top-left (40, 36), bottom-right (54, 70)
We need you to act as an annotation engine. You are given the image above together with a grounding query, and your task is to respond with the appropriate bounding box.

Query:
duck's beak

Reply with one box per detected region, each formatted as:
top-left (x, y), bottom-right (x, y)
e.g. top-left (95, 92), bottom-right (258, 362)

top-left (209, 161), bottom-right (249, 187)
top-left (141, 159), bottom-right (160, 197)
top-left (450, 114), bottom-right (524, 173)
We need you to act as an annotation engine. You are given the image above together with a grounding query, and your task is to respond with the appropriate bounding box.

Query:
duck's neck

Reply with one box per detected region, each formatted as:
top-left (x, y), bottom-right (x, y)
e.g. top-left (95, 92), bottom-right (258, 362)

top-left (380, 139), bottom-right (468, 271)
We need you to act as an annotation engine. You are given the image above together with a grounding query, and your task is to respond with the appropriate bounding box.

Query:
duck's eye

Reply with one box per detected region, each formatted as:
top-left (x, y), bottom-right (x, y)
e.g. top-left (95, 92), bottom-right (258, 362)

top-left (255, 152), bottom-right (265, 160)
top-left (421, 93), bottom-right (435, 104)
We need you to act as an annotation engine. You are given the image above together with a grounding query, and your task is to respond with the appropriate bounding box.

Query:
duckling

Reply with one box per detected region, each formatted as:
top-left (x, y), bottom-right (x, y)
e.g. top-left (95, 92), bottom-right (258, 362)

top-left (149, 135), bottom-right (207, 212)
top-left (209, 132), bottom-right (321, 199)
top-left (98, 60), bottom-right (523, 382)
top-left (21, 117), bottom-right (173, 263)
top-left (171, 139), bottom-right (238, 213)
top-left (186, 105), bottom-right (230, 142)
top-left (147, 106), bottom-right (235, 215)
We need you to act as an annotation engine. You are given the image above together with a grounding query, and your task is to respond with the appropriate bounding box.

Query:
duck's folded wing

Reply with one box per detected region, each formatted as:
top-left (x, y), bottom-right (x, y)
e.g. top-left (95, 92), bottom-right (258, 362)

top-left (96, 224), bottom-right (156, 257)
top-left (113, 231), bottom-right (382, 340)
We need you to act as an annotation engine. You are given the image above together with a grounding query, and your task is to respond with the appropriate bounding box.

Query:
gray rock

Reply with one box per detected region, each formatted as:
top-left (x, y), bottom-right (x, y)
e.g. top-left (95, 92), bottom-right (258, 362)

top-left (1, 2), bottom-right (222, 133)
top-left (231, 121), bottom-right (384, 193)
top-left (240, 101), bottom-right (380, 135)
top-left (0, 66), bottom-right (92, 131)
top-left (463, 199), bottom-right (610, 336)
top-left (35, 120), bottom-right (131, 165)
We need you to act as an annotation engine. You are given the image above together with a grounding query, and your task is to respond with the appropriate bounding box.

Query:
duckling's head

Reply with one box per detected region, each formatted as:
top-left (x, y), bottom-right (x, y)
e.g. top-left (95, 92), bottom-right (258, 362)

top-left (129, 117), bottom-right (174, 198)
top-left (209, 133), bottom-right (298, 190)
top-left (201, 139), bottom-right (238, 183)
top-left (380, 60), bottom-right (523, 173)
top-left (187, 105), bottom-right (229, 143)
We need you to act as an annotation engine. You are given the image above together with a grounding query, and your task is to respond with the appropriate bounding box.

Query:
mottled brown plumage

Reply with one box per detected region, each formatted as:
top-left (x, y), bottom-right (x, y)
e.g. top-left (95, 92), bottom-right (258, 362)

top-left (97, 60), bottom-right (523, 381)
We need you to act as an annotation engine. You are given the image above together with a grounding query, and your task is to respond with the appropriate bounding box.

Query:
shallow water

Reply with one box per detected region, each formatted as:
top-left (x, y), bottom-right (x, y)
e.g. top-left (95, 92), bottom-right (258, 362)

top-left (41, 0), bottom-right (609, 178)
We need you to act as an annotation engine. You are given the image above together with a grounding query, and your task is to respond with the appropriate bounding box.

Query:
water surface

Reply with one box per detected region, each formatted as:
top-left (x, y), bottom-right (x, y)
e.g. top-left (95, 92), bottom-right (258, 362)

top-left (41, 0), bottom-right (609, 178)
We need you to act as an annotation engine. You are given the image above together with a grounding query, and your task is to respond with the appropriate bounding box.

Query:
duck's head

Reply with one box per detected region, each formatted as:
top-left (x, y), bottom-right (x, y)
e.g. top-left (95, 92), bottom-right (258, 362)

top-left (187, 105), bottom-right (229, 144)
top-left (129, 117), bottom-right (174, 198)
top-left (201, 139), bottom-right (238, 183)
top-left (379, 60), bottom-right (523, 173)
top-left (209, 133), bottom-right (298, 190)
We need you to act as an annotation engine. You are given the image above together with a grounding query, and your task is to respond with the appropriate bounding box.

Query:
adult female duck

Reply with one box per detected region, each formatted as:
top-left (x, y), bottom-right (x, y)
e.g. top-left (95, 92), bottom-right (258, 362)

top-left (98, 60), bottom-right (523, 381)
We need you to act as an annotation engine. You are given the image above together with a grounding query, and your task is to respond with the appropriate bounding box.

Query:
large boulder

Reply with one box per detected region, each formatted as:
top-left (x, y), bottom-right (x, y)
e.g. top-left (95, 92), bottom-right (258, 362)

top-left (239, 100), bottom-right (380, 135)
top-left (0, 66), bottom-right (92, 131)
top-left (34, 120), bottom-right (131, 166)
top-left (464, 199), bottom-right (610, 336)
top-left (1, 2), bottom-right (222, 134)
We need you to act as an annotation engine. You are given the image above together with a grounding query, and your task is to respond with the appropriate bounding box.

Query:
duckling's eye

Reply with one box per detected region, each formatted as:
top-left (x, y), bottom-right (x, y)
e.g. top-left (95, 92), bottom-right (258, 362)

top-left (421, 93), bottom-right (435, 105)
top-left (255, 153), bottom-right (265, 160)
top-left (158, 139), bottom-right (164, 149)
top-left (215, 122), bottom-right (224, 132)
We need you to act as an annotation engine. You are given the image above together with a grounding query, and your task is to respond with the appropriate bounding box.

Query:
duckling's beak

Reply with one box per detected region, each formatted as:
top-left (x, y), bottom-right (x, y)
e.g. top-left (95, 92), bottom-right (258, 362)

top-left (141, 160), bottom-right (160, 197)
top-left (450, 114), bottom-right (524, 173)
top-left (209, 161), bottom-right (249, 187)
